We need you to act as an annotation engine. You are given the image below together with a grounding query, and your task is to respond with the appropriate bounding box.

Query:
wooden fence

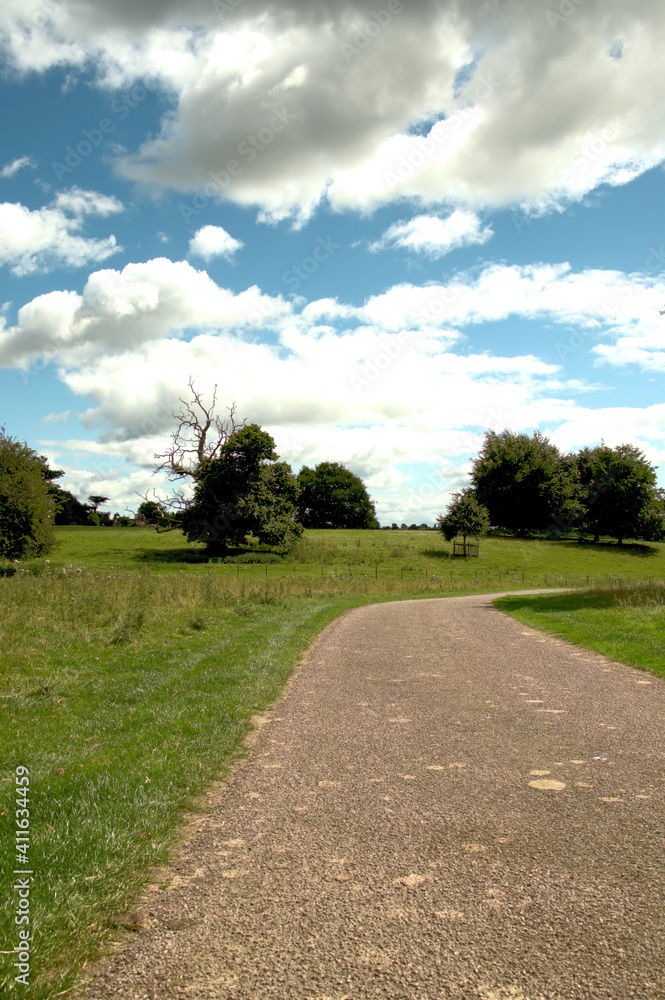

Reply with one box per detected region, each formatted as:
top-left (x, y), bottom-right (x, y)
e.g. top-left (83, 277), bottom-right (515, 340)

top-left (452, 542), bottom-right (479, 557)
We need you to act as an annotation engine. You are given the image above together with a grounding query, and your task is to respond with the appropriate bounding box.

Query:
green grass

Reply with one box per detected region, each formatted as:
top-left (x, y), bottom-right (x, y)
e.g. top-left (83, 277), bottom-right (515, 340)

top-left (2, 526), bottom-right (665, 997)
top-left (31, 524), bottom-right (665, 590)
top-left (495, 580), bottom-right (665, 679)
top-left (0, 571), bottom-right (385, 998)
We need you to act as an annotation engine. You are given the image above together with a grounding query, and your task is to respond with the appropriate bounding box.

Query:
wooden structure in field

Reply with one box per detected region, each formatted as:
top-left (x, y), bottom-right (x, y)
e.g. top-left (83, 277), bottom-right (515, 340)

top-left (452, 542), bottom-right (479, 557)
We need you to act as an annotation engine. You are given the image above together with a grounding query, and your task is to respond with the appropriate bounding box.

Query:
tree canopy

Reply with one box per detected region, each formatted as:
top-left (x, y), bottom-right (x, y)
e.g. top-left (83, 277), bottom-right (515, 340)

top-left (471, 430), bottom-right (580, 534)
top-left (296, 462), bottom-right (379, 529)
top-left (179, 423), bottom-right (303, 551)
top-left (0, 430), bottom-right (58, 559)
top-left (437, 489), bottom-right (490, 546)
top-left (577, 443), bottom-right (658, 544)
top-left (466, 429), bottom-right (663, 543)
top-left (140, 381), bottom-right (303, 551)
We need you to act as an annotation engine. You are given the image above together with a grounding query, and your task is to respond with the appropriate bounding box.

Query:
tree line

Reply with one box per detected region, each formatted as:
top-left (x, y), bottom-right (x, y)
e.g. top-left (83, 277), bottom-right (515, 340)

top-left (439, 430), bottom-right (665, 546)
top-left (3, 393), bottom-right (663, 562)
top-left (0, 385), bottom-right (379, 560)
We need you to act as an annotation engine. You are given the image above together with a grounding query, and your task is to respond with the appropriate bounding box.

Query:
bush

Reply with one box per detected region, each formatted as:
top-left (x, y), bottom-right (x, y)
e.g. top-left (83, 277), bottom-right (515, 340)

top-left (0, 430), bottom-right (57, 560)
top-left (222, 552), bottom-right (284, 564)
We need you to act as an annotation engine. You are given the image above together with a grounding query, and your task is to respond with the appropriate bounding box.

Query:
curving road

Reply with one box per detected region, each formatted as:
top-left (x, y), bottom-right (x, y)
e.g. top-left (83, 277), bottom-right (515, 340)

top-left (81, 592), bottom-right (665, 1000)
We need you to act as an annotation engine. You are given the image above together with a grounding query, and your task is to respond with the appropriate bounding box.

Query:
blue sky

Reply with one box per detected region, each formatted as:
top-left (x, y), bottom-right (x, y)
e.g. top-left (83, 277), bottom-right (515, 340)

top-left (1, 0), bottom-right (665, 524)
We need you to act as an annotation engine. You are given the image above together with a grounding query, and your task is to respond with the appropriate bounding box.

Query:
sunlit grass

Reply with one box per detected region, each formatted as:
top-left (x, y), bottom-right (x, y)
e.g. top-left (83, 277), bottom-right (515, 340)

top-left (495, 580), bottom-right (665, 679)
top-left (2, 527), bottom-right (665, 996)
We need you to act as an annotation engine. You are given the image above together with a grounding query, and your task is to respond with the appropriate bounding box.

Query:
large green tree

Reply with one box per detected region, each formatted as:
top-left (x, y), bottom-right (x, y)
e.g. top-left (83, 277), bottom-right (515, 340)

top-left (297, 462), bottom-right (379, 529)
top-left (179, 424), bottom-right (303, 552)
top-left (577, 444), bottom-right (659, 544)
top-left (142, 380), bottom-right (302, 551)
top-left (0, 430), bottom-right (58, 559)
top-left (437, 489), bottom-right (490, 547)
top-left (471, 430), bottom-right (580, 534)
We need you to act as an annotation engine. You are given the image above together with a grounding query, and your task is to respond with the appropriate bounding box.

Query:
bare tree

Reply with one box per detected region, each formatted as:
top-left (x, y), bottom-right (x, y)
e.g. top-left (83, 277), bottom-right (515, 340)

top-left (155, 377), bottom-right (243, 482)
top-left (136, 378), bottom-right (244, 532)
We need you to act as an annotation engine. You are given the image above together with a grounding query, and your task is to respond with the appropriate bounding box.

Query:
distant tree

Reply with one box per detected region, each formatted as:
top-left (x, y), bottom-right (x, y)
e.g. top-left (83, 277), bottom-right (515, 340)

top-left (577, 444), bottom-right (659, 544)
top-left (52, 489), bottom-right (93, 525)
top-left (155, 377), bottom-right (242, 484)
top-left (136, 500), bottom-right (174, 528)
top-left (471, 430), bottom-right (580, 534)
top-left (0, 429), bottom-right (57, 559)
top-left (87, 495), bottom-right (110, 513)
top-left (179, 424), bottom-right (303, 552)
top-left (296, 462), bottom-right (379, 529)
top-left (437, 489), bottom-right (490, 548)
top-left (636, 488), bottom-right (665, 542)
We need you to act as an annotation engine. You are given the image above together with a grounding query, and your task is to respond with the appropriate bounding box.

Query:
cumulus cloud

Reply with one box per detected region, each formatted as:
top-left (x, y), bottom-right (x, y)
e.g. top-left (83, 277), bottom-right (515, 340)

top-left (1, 1), bottom-right (664, 219)
top-left (188, 225), bottom-right (244, 261)
top-left (5, 251), bottom-right (665, 518)
top-left (371, 210), bottom-right (493, 257)
top-left (0, 187), bottom-right (123, 276)
top-left (0, 257), bottom-right (291, 367)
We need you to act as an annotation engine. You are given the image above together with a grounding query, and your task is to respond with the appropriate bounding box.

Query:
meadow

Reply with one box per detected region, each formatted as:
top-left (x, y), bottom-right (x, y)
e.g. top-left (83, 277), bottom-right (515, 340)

top-left (1, 525), bottom-right (664, 998)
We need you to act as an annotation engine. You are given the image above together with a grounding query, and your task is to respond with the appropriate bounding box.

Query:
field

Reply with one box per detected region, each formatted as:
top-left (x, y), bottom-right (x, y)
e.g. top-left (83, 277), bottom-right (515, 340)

top-left (48, 524), bottom-right (665, 591)
top-left (2, 526), bottom-right (664, 998)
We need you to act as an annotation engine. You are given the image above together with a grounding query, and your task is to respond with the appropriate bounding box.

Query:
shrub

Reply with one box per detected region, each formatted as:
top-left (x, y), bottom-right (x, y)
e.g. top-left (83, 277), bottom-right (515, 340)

top-left (0, 429), bottom-right (57, 560)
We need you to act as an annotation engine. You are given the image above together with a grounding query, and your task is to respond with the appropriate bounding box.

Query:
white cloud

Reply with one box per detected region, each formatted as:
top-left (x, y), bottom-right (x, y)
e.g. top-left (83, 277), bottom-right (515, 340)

top-left (2, 2), bottom-right (665, 219)
top-left (5, 253), bottom-right (665, 517)
top-left (0, 257), bottom-right (291, 366)
top-left (0, 155), bottom-right (35, 178)
top-left (0, 187), bottom-right (123, 276)
top-left (188, 225), bottom-right (244, 261)
top-left (371, 210), bottom-right (493, 257)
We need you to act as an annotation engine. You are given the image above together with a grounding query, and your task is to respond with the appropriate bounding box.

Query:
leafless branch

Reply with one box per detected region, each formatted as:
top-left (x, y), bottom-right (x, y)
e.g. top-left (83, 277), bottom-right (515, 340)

top-left (155, 377), bottom-right (243, 481)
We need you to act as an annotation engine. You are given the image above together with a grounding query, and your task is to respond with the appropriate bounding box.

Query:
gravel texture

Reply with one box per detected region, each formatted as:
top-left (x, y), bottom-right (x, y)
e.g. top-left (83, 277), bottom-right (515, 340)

top-left (78, 592), bottom-right (665, 1000)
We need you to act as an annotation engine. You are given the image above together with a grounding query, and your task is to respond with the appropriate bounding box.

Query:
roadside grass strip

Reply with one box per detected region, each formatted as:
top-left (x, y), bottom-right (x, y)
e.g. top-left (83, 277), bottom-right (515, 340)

top-left (0, 573), bottom-right (374, 999)
top-left (495, 580), bottom-right (665, 679)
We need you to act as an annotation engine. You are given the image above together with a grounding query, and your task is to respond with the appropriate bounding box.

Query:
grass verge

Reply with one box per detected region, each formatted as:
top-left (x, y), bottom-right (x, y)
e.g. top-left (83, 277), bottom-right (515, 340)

top-left (495, 580), bottom-right (665, 680)
top-left (0, 571), bottom-right (390, 999)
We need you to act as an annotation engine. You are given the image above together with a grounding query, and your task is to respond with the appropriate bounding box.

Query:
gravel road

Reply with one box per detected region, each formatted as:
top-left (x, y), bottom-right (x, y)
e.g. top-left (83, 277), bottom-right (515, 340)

top-left (80, 592), bottom-right (665, 1000)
